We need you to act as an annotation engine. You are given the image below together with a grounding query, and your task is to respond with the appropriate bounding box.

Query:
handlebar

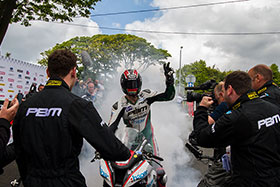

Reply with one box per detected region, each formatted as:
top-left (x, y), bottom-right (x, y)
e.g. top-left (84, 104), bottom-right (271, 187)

top-left (91, 150), bottom-right (164, 163)
top-left (143, 151), bottom-right (164, 162)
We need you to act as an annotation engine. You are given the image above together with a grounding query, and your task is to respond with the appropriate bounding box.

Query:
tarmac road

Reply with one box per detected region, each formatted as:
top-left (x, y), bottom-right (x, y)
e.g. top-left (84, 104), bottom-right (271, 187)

top-left (0, 161), bottom-right (23, 187)
top-left (0, 148), bottom-right (212, 187)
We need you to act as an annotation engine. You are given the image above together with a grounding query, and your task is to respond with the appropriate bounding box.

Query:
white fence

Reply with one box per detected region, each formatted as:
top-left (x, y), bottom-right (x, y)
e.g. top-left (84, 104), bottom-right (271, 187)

top-left (0, 56), bottom-right (47, 101)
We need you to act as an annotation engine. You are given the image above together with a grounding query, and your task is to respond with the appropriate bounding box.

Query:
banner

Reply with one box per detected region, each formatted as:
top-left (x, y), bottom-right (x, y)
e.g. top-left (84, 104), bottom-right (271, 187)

top-left (0, 56), bottom-right (47, 101)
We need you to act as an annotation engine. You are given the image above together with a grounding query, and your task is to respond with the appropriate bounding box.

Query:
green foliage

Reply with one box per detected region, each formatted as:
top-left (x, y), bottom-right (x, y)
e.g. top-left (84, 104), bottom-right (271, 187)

top-left (38, 34), bottom-right (171, 81)
top-left (0, 0), bottom-right (100, 47)
top-left (7, 0), bottom-right (100, 26)
top-left (177, 60), bottom-right (230, 93)
top-left (270, 63), bottom-right (280, 85)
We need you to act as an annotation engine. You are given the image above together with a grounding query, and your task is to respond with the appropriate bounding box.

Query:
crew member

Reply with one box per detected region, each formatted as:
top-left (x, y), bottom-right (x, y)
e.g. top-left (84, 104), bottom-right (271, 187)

top-left (13, 49), bottom-right (130, 187)
top-left (190, 71), bottom-right (280, 186)
top-left (248, 64), bottom-right (280, 107)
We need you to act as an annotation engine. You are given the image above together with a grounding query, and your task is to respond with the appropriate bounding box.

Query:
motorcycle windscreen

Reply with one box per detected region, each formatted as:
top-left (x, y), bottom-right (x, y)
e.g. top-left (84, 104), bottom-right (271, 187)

top-left (115, 128), bottom-right (145, 151)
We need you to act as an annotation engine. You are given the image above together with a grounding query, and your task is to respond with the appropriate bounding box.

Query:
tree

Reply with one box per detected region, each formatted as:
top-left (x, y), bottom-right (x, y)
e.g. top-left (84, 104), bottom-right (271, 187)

top-left (0, 0), bottom-right (100, 45)
top-left (270, 63), bottom-right (280, 85)
top-left (38, 34), bottom-right (171, 81)
top-left (177, 60), bottom-right (230, 94)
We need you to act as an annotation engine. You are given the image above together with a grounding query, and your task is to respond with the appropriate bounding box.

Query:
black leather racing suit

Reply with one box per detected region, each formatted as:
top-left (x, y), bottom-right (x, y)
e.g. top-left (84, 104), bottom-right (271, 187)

top-left (13, 78), bottom-right (130, 187)
top-left (256, 80), bottom-right (280, 107)
top-left (191, 91), bottom-right (280, 186)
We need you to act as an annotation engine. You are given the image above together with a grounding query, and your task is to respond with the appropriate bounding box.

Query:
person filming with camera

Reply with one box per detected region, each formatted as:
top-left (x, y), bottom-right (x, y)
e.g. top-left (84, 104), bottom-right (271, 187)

top-left (190, 71), bottom-right (280, 186)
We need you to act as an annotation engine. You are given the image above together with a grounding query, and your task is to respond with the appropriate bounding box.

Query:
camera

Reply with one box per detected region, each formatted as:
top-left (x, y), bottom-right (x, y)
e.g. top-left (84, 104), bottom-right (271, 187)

top-left (17, 93), bottom-right (24, 104)
top-left (185, 79), bottom-right (217, 103)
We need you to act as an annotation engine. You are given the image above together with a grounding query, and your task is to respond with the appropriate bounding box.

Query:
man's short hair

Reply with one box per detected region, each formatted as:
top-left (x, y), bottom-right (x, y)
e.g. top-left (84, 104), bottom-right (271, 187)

top-left (48, 49), bottom-right (77, 78)
top-left (250, 64), bottom-right (273, 81)
top-left (224, 71), bottom-right (252, 95)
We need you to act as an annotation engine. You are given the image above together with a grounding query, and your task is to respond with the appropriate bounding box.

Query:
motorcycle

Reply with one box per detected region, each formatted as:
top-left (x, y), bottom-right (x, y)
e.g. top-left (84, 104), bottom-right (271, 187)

top-left (92, 127), bottom-right (166, 187)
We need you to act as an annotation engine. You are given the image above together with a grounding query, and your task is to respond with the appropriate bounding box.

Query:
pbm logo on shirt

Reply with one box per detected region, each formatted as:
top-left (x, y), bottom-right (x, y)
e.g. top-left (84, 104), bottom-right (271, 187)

top-left (258, 114), bottom-right (280, 130)
top-left (26, 108), bottom-right (62, 117)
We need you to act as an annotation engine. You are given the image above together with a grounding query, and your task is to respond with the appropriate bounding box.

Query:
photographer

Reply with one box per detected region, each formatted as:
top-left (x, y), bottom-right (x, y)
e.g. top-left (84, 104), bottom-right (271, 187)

top-left (248, 64), bottom-right (280, 107)
top-left (190, 71), bottom-right (280, 186)
top-left (0, 98), bottom-right (19, 174)
top-left (194, 81), bottom-right (231, 187)
top-left (208, 81), bottom-right (228, 125)
top-left (13, 49), bottom-right (130, 187)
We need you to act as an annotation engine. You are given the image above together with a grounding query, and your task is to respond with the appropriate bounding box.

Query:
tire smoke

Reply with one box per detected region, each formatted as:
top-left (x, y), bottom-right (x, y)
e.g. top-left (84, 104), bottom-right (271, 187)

top-left (79, 65), bottom-right (201, 186)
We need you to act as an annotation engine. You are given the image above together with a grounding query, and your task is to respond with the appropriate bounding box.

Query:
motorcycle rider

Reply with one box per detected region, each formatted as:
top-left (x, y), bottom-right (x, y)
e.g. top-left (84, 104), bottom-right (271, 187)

top-left (108, 62), bottom-right (175, 186)
top-left (248, 64), bottom-right (280, 107)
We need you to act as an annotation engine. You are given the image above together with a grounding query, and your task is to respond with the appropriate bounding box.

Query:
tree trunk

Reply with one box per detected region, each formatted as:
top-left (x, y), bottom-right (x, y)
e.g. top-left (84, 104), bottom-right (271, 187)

top-left (0, 0), bottom-right (17, 46)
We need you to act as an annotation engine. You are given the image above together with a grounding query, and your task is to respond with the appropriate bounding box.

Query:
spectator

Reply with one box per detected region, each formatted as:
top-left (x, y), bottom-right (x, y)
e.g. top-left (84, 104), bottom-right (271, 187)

top-left (81, 81), bottom-right (97, 104)
top-left (0, 98), bottom-right (19, 174)
top-left (248, 64), bottom-right (280, 107)
top-left (94, 79), bottom-right (105, 93)
top-left (25, 83), bottom-right (37, 100)
top-left (37, 84), bottom-right (44, 92)
top-left (93, 79), bottom-right (105, 107)
top-left (12, 49), bottom-right (130, 187)
top-left (79, 80), bottom-right (87, 93)
top-left (71, 78), bottom-right (84, 97)
top-left (190, 71), bottom-right (280, 186)
top-left (85, 77), bottom-right (92, 85)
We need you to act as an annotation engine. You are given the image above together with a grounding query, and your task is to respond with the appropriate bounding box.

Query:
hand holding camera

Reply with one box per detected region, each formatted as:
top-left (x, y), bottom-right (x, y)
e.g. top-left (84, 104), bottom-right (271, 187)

top-left (0, 97), bottom-right (19, 122)
top-left (199, 96), bottom-right (214, 108)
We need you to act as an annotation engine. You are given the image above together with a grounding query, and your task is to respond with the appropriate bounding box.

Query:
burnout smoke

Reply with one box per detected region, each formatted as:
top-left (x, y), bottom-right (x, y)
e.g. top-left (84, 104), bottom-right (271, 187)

top-left (79, 65), bottom-right (201, 186)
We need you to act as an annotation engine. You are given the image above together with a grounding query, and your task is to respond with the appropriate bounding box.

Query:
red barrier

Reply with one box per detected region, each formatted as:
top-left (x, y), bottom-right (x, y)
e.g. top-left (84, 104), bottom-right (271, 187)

top-left (186, 102), bottom-right (194, 117)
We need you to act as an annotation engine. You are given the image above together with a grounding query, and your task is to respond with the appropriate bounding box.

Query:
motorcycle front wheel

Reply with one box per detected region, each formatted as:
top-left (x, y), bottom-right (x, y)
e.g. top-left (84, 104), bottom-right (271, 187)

top-left (103, 181), bottom-right (110, 187)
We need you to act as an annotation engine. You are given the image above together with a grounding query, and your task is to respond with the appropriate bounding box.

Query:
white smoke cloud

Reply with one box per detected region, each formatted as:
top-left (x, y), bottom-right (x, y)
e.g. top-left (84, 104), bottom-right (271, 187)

top-left (79, 65), bottom-right (201, 186)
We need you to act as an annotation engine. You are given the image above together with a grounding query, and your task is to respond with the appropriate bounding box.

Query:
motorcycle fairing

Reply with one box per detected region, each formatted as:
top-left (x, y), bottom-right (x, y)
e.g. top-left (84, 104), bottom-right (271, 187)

top-left (147, 169), bottom-right (157, 187)
top-left (113, 150), bottom-right (135, 168)
top-left (100, 160), bottom-right (114, 187)
top-left (122, 160), bottom-right (153, 187)
top-left (112, 151), bottom-right (144, 170)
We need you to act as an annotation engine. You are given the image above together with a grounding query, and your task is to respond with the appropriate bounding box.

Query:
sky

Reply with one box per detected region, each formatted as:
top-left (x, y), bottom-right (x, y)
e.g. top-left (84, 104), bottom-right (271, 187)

top-left (1, 0), bottom-right (280, 72)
